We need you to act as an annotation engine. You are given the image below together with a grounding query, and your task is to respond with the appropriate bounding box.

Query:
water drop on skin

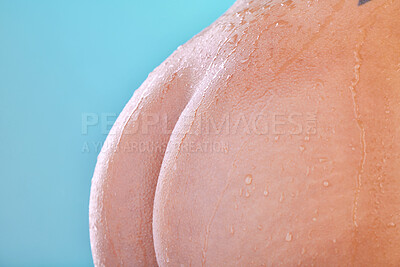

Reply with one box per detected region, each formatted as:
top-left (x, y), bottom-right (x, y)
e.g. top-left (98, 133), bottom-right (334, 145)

top-left (245, 175), bottom-right (253, 185)
top-left (245, 189), bottom-right (250, 198)
top-left (230, 33), bottom-right (239, 44)
top-left (165, 248), bottom-right (170, 263)
top-left (388, 222), bottom-right (397, 228)
top-left (263, 187), bottom-right (269, 197)
top-left (275, 20), bottom-right (289, 27)
top-left (281, 0), bottom-right (295, 9)
top-left (323, 181), bottom-right (329, 187)
top-left (285, 232), bottom-right (293, 242)
top-left (230, 225), bottom-right (235, 235)
top-left (280, 192), bottom-right (285, 202)
top-left (306, 166), bottom-right (310, 176)
top-left (319, 157), bottom-right (328, 163)
top-left (299, 145), bottom-right (305, 152)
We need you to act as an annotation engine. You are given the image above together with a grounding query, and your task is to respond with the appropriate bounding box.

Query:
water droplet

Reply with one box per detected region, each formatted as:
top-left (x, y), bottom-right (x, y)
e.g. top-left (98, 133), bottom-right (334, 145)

top-left (245, 189), bottom-right (250, 198)
top-left (230, 225), bottom-right (235, 235)
top-left (258, 225), bottom-right (263, 230)
top-left (275, 20), bottom-right (289, 27)
top-left (263, 187), bottom-right (269, 197)
top-left (165, 249), bottom-right (170, 263)
top-left (285, 232), bottom-right (293, 242)
top-left (312, 217), bottom-right (317, 222)
top-left (280, 192), bottom-right (285, 202)
top-left (283, 0), bottom-right (293, 5)
top-left (245, 175), bottom-right (253, 185)
top-left (230, 34), bottom-right (238, 44)
top-left (332, 239), bottom-right (337, 243)
top-left (301, 247), bottom-right (306, 255)
top-left (306, 166), bottom-right (310, 176)
top-left (323, 181), bottom-right (329, 187)
top-left (299, 145), bottom-right (305, 152)
top-left (319, 157), bottom-right (328, 163)
top-left (304, 136), bottom-right (310, 141)
top-left (388, 222), bottom-right (397, 228)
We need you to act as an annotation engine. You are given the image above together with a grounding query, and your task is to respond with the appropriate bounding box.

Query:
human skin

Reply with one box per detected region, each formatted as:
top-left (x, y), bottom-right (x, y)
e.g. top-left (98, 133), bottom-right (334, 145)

top-left (89, 0), bottom-right (400, 266)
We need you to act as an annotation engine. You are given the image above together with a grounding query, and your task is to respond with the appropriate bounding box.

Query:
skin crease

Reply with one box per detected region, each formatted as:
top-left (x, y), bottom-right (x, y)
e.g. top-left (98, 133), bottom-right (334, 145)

top-left (89, 0), bottom-right (400, 266)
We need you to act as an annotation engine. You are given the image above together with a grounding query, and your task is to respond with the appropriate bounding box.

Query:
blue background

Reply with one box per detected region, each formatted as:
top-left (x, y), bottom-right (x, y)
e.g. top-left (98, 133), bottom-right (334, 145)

top-left (0, 0), bottom-right (234, 265)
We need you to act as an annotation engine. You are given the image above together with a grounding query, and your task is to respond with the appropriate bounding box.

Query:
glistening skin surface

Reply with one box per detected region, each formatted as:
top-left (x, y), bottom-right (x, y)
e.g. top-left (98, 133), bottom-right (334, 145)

top-left (89, 0), bottom-right (400, 266)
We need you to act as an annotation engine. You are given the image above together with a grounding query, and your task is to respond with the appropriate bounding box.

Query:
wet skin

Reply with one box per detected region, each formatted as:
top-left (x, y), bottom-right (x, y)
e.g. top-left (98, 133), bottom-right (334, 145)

top-left (89, 0), bottom-right (400, 266)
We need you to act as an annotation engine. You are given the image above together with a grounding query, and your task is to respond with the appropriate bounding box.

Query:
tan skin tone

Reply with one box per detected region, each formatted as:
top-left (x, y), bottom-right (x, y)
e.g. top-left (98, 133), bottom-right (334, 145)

top-left (89, 0), bottom-right (400, 266)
